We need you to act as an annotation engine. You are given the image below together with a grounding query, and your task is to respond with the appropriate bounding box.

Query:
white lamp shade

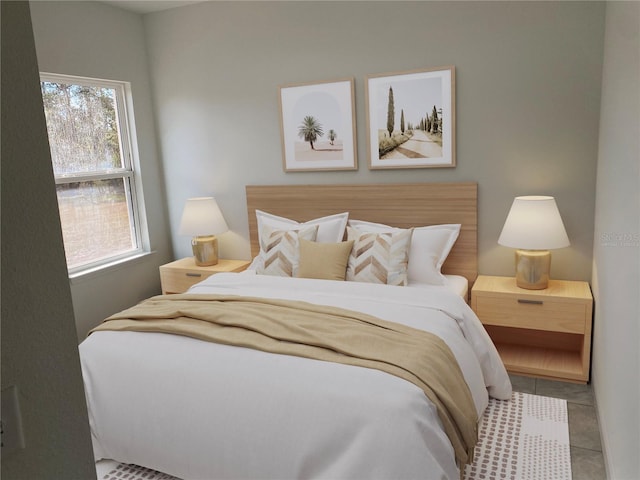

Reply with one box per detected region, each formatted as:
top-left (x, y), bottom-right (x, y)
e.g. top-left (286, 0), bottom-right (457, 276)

top-left (178, 197), bottom-right (229, 237)
top-left (498, 196), bottom-right (570, 250)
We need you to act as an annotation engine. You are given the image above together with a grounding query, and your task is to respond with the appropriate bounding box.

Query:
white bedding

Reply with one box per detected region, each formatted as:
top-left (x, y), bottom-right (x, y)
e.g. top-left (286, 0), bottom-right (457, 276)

top-left (443, 274), bottom-right (469, 298)
top-left (80, 273), bottom-right (510, 480)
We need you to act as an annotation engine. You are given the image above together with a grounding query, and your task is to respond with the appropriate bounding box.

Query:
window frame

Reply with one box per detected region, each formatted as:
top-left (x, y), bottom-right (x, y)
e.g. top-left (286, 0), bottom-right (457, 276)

top-left (40, 72), bottom-right (149, 277)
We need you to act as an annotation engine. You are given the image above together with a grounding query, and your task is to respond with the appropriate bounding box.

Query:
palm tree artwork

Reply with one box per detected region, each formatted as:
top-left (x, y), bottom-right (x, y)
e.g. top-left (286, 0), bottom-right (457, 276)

top-left (327, 129), bottom-right (337, 146)
top-left (297, 116), bottom-right (324, 150)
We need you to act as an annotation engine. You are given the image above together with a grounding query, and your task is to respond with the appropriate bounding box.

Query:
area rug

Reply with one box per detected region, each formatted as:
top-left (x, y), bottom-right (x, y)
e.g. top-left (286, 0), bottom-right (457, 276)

top-left (96, 392), bottom-right (571, 480)
top-left (464, 391), bottom-right (571, 480)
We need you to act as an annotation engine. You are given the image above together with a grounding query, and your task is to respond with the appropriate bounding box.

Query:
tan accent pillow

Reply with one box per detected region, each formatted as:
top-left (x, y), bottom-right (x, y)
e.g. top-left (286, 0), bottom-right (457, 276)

top-left (257, 225), bottom-right (318, 277)
top-left (346, 226), bottom-right (413, 286)
top-left (297, 239), bottom-right (355, 281)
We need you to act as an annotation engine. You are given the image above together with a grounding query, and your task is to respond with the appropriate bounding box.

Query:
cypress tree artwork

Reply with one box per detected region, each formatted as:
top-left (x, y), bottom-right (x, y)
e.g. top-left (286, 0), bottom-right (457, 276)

top-left (386, 86), bottom-right (395, 137)
top-left (431, 105), bottom-right (439, 134)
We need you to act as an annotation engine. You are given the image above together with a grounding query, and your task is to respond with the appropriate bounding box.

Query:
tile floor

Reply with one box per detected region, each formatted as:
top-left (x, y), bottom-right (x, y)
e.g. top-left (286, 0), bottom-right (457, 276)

top-left (509, 374), bottom-right (607, 480)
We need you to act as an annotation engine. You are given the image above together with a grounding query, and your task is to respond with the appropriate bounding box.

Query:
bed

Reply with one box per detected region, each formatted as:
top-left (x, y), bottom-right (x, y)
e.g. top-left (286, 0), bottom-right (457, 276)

top-left (80, 182), bottom-right (511, 480)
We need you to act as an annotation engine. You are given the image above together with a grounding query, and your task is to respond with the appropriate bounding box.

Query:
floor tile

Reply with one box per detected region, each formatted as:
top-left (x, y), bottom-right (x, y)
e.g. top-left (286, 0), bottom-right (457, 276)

top-left (568, 403), bottom-right (602, 451)
top-left (509, 374), bottom-right (536, 394)
top-left (536, 378), bottom-right (594, 406)
top-left (571, 446), bottom-right (607, 480)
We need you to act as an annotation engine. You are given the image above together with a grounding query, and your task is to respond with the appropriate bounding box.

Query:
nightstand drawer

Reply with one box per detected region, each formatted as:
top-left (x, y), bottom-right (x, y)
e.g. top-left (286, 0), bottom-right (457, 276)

top-left (160, 268), bottom-right (213, 294)
top-left (474, 295), bottom-right (586, 334)
top-left (160, 258), bottom-right (251, 294)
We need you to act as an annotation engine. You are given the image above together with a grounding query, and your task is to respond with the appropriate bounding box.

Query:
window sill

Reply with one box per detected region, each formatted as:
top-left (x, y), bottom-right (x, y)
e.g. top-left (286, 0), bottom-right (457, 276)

top-left (69, 251), bottom-right (157, 285)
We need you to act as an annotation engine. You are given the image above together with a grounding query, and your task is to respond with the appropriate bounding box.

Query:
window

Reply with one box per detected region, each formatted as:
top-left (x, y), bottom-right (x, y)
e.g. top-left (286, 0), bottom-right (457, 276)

top-left (40, 73), bottom-right (147, 274)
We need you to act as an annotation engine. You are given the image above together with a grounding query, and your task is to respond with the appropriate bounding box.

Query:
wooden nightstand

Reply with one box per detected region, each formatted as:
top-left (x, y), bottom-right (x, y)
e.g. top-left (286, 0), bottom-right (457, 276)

top-left (160, 257), bottom-right (251, 294)
top-left (471, 275), bottom-right (593, 383)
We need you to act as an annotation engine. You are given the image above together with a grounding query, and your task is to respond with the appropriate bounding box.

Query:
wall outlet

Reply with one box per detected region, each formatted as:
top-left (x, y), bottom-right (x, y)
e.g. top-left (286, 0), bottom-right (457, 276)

top-left (1, 385), bottom-right (26, 455)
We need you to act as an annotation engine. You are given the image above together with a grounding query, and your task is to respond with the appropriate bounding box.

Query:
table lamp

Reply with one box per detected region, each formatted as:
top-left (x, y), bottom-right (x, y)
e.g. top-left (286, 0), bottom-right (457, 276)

top-left (178, 197), bottom-right (229, 266)
top-left (498, 196), bottom-right (570, 289)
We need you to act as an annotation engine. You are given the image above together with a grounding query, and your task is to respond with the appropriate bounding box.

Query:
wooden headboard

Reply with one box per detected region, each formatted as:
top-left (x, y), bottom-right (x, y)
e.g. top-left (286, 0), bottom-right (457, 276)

top-left (246, 182), bottom-right (478, 285)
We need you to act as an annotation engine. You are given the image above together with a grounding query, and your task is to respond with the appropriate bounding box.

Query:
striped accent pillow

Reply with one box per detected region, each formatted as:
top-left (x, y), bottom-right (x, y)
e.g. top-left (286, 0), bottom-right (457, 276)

top-left (346, 227), bottom-right (413, 286)
top-left (257, 225), bottom-right (319, 277)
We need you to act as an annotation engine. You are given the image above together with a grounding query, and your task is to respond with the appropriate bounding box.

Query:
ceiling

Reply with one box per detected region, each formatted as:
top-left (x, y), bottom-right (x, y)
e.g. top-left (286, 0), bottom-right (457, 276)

top-left (100, 0), bottom-right (420, 15)
top-left (100, 1), bottom-right (206, 14)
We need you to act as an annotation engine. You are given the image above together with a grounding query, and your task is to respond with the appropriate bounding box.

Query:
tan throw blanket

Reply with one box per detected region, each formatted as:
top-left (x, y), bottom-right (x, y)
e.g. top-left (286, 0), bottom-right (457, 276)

top-left (92, 294), bottom-right (478, 466)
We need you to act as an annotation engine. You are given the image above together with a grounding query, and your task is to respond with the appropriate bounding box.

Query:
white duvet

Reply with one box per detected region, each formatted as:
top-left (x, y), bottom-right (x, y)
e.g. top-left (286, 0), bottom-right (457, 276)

top-left (80, 273), bottom-right (511, 480)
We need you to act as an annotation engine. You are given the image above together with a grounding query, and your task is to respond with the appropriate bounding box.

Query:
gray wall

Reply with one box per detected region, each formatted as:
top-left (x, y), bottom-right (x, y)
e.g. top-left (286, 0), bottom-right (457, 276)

top-left (592, 2), bottom-right (640, 479)
top-left (144, 1), bottom-right (605, 282)
top-left (27, 0), bottom-right (606, 336)
top-left (29, 0), bottom-right (174, 340)
top-left (0, 2), bottom-right (96, 478)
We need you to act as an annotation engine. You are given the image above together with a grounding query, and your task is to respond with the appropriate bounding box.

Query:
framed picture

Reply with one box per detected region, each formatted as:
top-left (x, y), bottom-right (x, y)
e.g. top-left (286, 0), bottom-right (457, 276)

top-left (365, 66), bottom-right (455, 169)
top-left (279, 78), bottom-right (357, 172)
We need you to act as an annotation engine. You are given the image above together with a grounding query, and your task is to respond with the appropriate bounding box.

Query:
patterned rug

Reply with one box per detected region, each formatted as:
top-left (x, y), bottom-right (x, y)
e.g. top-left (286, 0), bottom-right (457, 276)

top-left (464, 392), bottom-right (571, 480)
top-left (96, 392), bottom-right (571, 480)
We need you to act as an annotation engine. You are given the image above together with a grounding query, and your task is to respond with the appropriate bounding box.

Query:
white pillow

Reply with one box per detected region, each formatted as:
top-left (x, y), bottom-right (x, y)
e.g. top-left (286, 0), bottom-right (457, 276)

top-left (256, 225), bottom-right (318, 277)
top-left (256, 210), bottom-right (349, 246)
top-left (348, 220), bottom-right (461, 285)
top-left (345, 226), bottom-right (412, 286)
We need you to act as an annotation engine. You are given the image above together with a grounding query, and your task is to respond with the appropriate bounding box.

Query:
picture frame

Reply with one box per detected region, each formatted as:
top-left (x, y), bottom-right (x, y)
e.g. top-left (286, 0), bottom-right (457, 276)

top-left (365, 66), bottom-right (455, 169)
top-left (279, 78), bottom-right (357, 172)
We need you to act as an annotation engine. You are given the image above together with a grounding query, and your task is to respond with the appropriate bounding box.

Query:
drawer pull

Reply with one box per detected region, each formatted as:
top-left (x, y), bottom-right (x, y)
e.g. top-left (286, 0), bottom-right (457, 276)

top-left (186, 273), bottom-right (202, 278)
top-left (517, 299), bottom-right (543, 305)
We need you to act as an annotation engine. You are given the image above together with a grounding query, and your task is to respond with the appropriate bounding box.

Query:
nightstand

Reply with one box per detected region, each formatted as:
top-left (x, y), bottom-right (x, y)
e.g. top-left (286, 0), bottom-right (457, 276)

top-left (160, 257), bottom-right (251, 294)
top-left (471, 275), bottom-right (593, 383)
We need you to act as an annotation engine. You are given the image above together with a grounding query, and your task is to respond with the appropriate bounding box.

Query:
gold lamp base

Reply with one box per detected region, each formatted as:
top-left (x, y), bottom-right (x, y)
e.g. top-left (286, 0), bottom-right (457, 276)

top-left (515, 249), bottom-right (551, 290)
top-left (192, 235), bottom-right (219, 266)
